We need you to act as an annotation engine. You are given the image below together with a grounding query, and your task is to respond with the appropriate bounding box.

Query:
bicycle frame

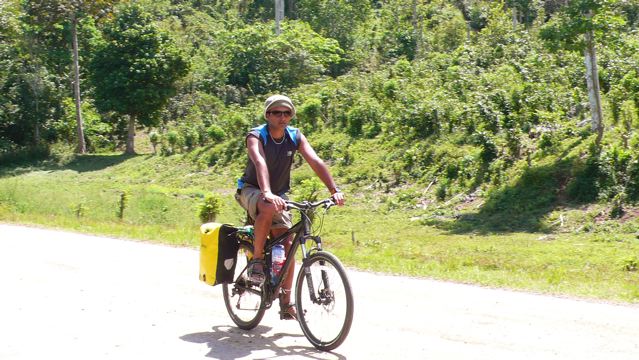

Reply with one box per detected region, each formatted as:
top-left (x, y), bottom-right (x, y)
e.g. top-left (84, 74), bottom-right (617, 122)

top-left (262, 210), bottom-right (323, 306)
top-left (235, 199), bottom-right (332, 309)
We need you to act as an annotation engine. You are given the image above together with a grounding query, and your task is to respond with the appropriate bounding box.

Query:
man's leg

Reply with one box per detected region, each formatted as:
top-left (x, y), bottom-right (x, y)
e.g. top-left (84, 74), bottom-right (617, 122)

top-left (253, 199), bottom-right (278, 260)
top-left (249, 198), bottom-right (278, 282)
top-left (271, 228), bottom-right (294, 302)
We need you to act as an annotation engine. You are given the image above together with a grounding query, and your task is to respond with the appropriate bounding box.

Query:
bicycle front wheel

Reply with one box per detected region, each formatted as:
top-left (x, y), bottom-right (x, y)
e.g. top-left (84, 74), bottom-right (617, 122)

top-left (295, 251), bottom-right (354, 351)
top-left (223, 243), bottom-right (266, 330)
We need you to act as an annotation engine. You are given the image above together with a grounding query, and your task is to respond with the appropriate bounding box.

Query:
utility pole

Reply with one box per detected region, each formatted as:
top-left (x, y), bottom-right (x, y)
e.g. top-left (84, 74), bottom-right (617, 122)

top-left (275, 0), bottom-right (284, 35)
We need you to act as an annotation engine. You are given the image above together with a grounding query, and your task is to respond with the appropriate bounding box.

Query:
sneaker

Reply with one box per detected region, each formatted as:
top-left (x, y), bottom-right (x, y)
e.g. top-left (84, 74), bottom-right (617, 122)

top-left (248, 260), bottom-right (265, 284)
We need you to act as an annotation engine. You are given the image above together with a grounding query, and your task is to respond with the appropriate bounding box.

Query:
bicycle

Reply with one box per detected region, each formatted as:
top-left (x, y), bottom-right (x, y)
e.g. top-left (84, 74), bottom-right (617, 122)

top-left (222, 198), bottom-right (354, 351)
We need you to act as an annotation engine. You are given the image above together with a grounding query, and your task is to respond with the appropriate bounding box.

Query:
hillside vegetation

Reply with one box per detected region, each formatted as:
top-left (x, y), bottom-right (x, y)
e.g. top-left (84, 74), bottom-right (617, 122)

top-left (1, 1), bottom-right (639, 302)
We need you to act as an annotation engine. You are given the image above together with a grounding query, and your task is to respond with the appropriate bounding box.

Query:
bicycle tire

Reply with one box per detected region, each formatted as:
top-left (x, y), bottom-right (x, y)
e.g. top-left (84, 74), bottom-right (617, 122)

top-left (295, 251), bottom-right (354, 351)
top-left (223, 242), bottom-right (266, 330)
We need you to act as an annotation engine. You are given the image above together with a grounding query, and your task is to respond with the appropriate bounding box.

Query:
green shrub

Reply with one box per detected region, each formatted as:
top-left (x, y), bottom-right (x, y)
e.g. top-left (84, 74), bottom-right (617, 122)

top-left (298, 98), bottom-right (323, 133)
top-left (197, 193), bottom-right (222, 223)
top-left (346, 100), bottom-right (381, 138)
top-left (610, 192), bottom-right (626, 219)
top-left (567, 155), bottom-right (600, 203)
top-left (505, 128), bottom-right (521, 159)
top-left (162, 131), bottom-right (180, 155)
top-left (436, 181), bottom-right (448, 201)
top-left (294, 178), bottom-right (323, 203)
top-left (622, 257), bottom-right (638, 272)
top-left (0, 144), bottom-right (50, 165)
top-left (539, 132), bottom-right (556, 152)
top-left (182, 127), bottom-right (198, 150)
top-left (626, 158), bottom-right (639, 201)
top-left (206, 124), bottom-right (226, 143)
top-left (473, 132), bottom-right (498, 163)
top-left (382, 80), bottom-right (398, 99)
top-left (49, 142), bottom-right (76, 166)
top-left (149, 131), bottom-right (160, 154)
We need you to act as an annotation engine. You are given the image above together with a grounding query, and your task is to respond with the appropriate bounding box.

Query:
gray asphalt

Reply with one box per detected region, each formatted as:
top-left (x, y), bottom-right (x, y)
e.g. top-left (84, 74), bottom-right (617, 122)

top-left (1, 223), bottom-right (638, 359)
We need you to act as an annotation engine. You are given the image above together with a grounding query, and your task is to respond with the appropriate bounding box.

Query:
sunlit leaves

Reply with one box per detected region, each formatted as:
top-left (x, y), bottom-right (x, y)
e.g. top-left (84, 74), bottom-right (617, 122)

top-left (89, 3), bottom-right (189, 125)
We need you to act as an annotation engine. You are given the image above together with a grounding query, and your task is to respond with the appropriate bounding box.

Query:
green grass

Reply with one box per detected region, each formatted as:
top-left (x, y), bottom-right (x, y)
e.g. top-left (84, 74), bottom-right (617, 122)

top-left (1, 153), bottom-right (639, 303)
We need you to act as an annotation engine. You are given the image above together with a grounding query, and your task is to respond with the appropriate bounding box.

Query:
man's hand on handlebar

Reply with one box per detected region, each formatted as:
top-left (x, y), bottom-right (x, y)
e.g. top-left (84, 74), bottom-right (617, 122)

top-left (331, 191), bottom-right (345, 206)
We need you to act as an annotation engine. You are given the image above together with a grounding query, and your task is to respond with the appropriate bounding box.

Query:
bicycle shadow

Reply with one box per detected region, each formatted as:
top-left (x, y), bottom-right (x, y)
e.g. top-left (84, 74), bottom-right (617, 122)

top-left (180, 325), bottom-right (347, 360)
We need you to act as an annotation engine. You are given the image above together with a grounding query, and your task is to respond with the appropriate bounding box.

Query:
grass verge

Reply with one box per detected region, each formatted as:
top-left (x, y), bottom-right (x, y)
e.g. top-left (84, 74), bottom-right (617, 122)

top-left (1, 154), bottom-right (638, 303)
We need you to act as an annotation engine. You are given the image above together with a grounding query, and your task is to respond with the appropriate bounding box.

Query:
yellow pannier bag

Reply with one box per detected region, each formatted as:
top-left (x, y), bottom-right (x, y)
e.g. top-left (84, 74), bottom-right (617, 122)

top-left (199, 223), bottom-right (239, 286)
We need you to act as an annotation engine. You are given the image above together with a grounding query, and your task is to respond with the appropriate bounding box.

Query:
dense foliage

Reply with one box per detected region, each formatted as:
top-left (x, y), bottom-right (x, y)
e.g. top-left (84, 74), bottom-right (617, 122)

top-left (2, 0), bottom-right (639, 217)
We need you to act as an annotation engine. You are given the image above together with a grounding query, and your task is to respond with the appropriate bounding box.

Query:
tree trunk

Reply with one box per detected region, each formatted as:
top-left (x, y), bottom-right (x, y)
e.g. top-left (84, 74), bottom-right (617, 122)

top-left (275, 0), bottom-right (284, 35)
top-left (34, 96), bottom-right (40, 144)
top-left (24, 71), bottom-right (42, 145)
top-left (287, 0), bottom-right (297, 19)
top-left (125, 115), bottom-right (136, 154)
top-left (71, 13), bottom-right (86, 154)
top-left (583, 26), bottom-right (604, 146)
top-left (412, 0), bottom-right (421, 56)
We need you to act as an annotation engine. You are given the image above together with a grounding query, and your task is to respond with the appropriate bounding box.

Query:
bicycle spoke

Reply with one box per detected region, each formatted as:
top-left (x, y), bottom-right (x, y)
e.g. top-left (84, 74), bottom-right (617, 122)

top-left (223, 244), bottom-right (266, 329)
top-left (296, 252), bottom-right (353, 351)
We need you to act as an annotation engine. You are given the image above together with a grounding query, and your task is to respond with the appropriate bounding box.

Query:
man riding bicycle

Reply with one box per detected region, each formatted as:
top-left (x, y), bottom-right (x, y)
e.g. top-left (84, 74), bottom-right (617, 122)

top-left (235, 94), bottom-right (344, 320)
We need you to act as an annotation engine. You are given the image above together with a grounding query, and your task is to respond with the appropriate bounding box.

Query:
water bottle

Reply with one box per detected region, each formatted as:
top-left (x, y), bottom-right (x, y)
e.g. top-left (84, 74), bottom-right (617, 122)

top-left (271, 244), bottom-right (286, 281)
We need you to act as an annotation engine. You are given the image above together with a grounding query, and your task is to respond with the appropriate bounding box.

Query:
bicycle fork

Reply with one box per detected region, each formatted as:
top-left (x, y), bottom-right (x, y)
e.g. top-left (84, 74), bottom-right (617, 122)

top-left (302, 259), bottom-right (333, 305)
top-left (301, 236), bottom-right (334, 305)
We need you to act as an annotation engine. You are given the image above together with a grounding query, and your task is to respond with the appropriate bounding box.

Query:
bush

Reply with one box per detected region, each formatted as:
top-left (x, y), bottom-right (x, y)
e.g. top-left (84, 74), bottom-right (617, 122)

top-left (197, 193), bottom-right (222, 223)
top-left (382, 80), bottom-right (398, 99)
top-left (207, 124), bottom-right (226, 143)
top-left (399, 99), bottom-right (442, 139)
top-left (435, 181), bottom-right (448, 201)
top-left (626, 158), bottom-right (639, 201)
top-left (610, 192), bottom-right (626, 219)
top-left (0, 144), bottom-right (50, 165)
top-left (567, 154), bottom-right (600, 203)
top-left (298, 98), bottom-right (323, 133)
top-left (539, 132), bottom-right (556, 152)
top-left (162, 130), bottom-right (180, 155)
top-left (294, 178), bottom-right (323, 203)
top-left (346, 99), bottom-right (382, 138)
top-left (473, 132), bottom-right (498, 164)
top-left (49, 142), bottom-right (76, 166)
top-left (149, 131), bottom-right (160, 154)
top-left (181, 127), bottom-right (198, 150)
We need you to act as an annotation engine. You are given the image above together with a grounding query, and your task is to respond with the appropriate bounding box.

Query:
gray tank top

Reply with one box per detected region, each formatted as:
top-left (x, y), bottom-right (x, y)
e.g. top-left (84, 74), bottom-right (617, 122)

top-left (238, 124), bottom-right (301, 195)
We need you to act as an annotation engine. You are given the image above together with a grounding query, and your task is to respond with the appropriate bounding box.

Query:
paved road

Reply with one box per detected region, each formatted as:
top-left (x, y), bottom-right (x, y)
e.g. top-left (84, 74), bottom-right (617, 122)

top-left (1, 223), bottom-right (638, 359)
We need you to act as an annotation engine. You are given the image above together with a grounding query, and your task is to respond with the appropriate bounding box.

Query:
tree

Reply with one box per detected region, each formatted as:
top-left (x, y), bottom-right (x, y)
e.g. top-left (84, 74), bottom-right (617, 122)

top-left (540, 0), bottom-right (624, 147)
top-left (1, 0), bottom-right (61, 148)
top-left (506, 0), bottom-right (540, 27)
top-left (223, 21), bottom-right (342, 95)
top-left (21, 0), bottom-right (120, 154)
top-left (453, 0), bottom-right (489, 36)
top-left (89, 3), bottom-right (189, 154)
top-left (296, 0), bottom-right (371, 50)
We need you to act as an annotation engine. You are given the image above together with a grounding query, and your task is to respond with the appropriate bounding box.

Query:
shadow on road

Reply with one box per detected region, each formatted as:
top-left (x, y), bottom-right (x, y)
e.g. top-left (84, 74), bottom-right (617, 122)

top-left (181, 325), bottom-right (347, 359)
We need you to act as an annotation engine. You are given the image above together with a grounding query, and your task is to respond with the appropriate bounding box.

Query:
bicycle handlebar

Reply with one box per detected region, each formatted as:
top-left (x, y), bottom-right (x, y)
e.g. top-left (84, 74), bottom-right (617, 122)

top-left (285, 198), bottom-right (335, 211)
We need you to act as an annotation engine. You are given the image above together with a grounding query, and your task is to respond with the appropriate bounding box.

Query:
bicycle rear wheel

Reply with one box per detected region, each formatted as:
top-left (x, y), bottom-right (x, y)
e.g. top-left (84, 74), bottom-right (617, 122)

top-left (223, 243), bottom-right (266, 330)
top-left (295, 251), bottom-right (354, 351)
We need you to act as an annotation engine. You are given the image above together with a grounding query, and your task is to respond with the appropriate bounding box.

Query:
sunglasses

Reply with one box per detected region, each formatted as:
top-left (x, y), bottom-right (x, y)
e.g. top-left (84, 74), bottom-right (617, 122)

top-left (267, 110), bottom-right (292, 117)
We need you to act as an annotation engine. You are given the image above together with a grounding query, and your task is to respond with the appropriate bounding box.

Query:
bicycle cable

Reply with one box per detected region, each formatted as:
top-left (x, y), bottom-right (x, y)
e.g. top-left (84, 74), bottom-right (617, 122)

top-left (312, 205), bottom-right (330, 236)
